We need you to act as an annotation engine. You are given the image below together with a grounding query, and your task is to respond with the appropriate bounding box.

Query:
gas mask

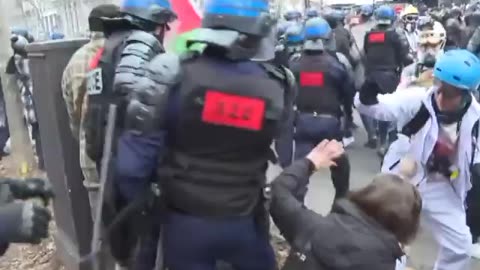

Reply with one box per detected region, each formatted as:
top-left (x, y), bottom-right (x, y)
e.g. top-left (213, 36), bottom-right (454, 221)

top-left (417, 46), bottom-right (441, 67)
top-left (403, 14), bottom-right (418, 32)
top-left (417, 30), bottom-right (444, 68)
top-left (405, 22), bottom-right (416, 32)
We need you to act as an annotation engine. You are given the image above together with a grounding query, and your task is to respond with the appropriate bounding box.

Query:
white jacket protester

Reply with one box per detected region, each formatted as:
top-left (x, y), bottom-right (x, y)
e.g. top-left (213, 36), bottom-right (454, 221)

top-left (355, 87), bottom-right (480, 201)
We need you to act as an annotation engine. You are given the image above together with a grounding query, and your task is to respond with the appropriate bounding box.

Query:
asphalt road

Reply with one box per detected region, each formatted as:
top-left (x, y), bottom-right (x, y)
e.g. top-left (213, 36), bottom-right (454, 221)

top-left (265, 22), bottom-right (480, 270)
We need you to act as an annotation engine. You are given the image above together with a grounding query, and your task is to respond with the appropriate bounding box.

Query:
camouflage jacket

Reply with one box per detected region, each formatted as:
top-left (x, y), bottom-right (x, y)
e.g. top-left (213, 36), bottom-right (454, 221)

top-left (62, 32), bottom-right (105, 184)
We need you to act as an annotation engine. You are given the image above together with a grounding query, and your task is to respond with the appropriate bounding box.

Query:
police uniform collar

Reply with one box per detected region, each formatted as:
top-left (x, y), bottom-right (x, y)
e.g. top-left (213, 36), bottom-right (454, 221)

top-left (186, 28), bottom-right (240, 49)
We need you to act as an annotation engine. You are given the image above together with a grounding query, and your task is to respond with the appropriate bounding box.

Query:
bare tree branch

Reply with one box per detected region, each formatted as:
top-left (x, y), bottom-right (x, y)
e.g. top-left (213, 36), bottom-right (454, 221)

top-left (22, 0), bottom-right (47, 33)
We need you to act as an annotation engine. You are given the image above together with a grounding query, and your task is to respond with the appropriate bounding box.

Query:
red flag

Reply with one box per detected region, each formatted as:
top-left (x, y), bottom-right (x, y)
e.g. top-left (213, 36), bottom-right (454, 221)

top-left (172, 0), bottom-right (202, 33)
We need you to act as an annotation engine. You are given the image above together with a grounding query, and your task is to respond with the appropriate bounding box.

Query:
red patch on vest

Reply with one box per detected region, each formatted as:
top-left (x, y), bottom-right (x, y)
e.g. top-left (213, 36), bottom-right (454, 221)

top-left (202, 90), bottom-right (265, 131)
top-left (89, 47), bottom-right (105, 69)
top-left (368, 32), bottom-right (385, 43)
top-left (300, 72), bottom-right (324, 87)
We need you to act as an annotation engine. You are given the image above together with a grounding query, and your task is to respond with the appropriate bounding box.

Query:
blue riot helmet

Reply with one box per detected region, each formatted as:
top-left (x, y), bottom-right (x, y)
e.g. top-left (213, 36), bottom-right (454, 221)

top-left (374, 5), bottom-right (396, 25)
top-left (304, 17), bottom-right (332, 51)
top-left (361, 4), bottom-right (374, 16)
top-left (284, 10), bottom-right (302, 21)
top-left (284, 24), bottom-right (304, 54)
top-left (285, 24), bottom-right (304, 46)
top-left (306, 8), bottom-right (319, 19)
top-left (277, 21), bottom-right (294, 39)
top-left (202, 0), bottom-right (274, 37)
top-left (121, 0), bottom-right (177, 28)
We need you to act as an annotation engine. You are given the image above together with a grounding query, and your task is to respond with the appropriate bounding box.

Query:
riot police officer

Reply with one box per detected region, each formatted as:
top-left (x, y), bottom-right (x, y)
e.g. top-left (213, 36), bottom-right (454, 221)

top-left (324, 10), bottom-right (357, 69)
top-left (84, 0), bottom-right (176, 164)
top-left (83, 0), bottom-right (176, 267)
top-left (116, 0), bottom-right (295, 269)
top-left (273, 21), bottom-right (295, 67)
top-left (364, 5), bottom-right (410, 74)
top-left (284, 24), bottom-right (305, 64)
top-left (362, 5), bottom-right (409, 153)
top-left (289, 17), bottom-right (351, 200)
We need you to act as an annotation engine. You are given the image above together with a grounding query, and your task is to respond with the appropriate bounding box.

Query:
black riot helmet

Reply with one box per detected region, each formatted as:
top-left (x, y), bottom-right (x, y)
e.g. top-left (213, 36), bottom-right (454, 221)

top-left (121, 0), bottom-right (177, 28)
top-left (88, 4), bottom-right (121, 32)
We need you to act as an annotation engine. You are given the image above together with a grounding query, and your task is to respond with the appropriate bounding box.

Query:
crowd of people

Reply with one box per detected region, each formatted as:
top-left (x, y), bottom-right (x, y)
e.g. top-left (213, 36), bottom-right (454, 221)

top-left (0, 0), bottom-right (479, 270)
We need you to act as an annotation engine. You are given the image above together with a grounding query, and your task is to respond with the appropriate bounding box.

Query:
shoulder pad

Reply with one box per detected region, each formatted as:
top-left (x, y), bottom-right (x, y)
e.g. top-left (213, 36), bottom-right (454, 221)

top-left (260, 63), bottom-right (286, 81)
top-left (260, 63), bottom-right (295, 90)
top-left (289, 53), bottom-right (302, 62)
top-left (125, 30), bottom-right (164, 53)
top-left (147, 52), bottom-right (182, 85)
top-left (281, 66), bottom-right (296, 90)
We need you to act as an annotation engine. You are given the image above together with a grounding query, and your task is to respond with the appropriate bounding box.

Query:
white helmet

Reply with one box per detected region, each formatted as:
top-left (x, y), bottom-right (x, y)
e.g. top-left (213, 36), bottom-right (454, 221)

top-left (417, 21), bottom-right (446, 48)
top-left (416, 21), bottom-right (446, 67)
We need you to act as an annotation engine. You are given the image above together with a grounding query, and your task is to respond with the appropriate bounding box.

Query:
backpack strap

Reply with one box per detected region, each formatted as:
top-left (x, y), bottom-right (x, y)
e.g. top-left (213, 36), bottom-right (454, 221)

top-left (401, 103), bottom-right (430, 137)
top-left (471, 119), bottom-right (479, 170)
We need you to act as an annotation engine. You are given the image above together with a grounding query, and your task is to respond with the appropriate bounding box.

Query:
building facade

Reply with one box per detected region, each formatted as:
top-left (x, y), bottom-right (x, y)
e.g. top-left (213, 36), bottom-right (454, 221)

top-left (11, 0), bottom-right (121, 39)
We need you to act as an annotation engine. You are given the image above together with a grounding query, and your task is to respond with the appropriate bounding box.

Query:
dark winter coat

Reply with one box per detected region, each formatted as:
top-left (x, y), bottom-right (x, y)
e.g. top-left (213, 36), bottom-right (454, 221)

top-left (270, 159), bottom-right (404, 270)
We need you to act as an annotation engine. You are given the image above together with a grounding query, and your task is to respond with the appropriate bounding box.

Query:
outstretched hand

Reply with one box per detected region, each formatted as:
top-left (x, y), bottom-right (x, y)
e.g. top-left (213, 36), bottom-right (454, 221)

top-left (306, 140), bottom-right (345, 170)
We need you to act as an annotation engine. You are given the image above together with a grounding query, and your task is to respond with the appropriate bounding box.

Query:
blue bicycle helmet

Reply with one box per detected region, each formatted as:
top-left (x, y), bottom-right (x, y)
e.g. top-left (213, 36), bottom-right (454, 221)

top-left (304, 17), bottom-right (331, 51)
top-left (433, 49), bottom-right (480, 91)
top-left (203, 0), bottom-right (273, 37)
top-left (374, 5), bottom-right (396, 24)
top-left (122, 0), bottom-right (177, 25)
top-left (285, 24), bottom-right (304, 45)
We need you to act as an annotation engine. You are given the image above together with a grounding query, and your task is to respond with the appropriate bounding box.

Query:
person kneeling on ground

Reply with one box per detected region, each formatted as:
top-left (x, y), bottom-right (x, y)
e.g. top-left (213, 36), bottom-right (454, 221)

top-left (270, 140), bottom-right (422, 270)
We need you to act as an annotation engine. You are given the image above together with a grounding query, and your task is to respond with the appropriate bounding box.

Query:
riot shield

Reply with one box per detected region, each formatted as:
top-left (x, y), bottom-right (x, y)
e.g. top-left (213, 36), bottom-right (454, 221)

top-left (26, 39), bottom-right (94, 270)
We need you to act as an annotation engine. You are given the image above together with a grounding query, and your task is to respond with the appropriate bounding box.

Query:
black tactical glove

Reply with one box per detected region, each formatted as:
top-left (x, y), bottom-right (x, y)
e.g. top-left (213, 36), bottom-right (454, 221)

top-left (0, 201), bottom-right (51, 244)
top-left (2, 178), bottom-right (54, 206)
